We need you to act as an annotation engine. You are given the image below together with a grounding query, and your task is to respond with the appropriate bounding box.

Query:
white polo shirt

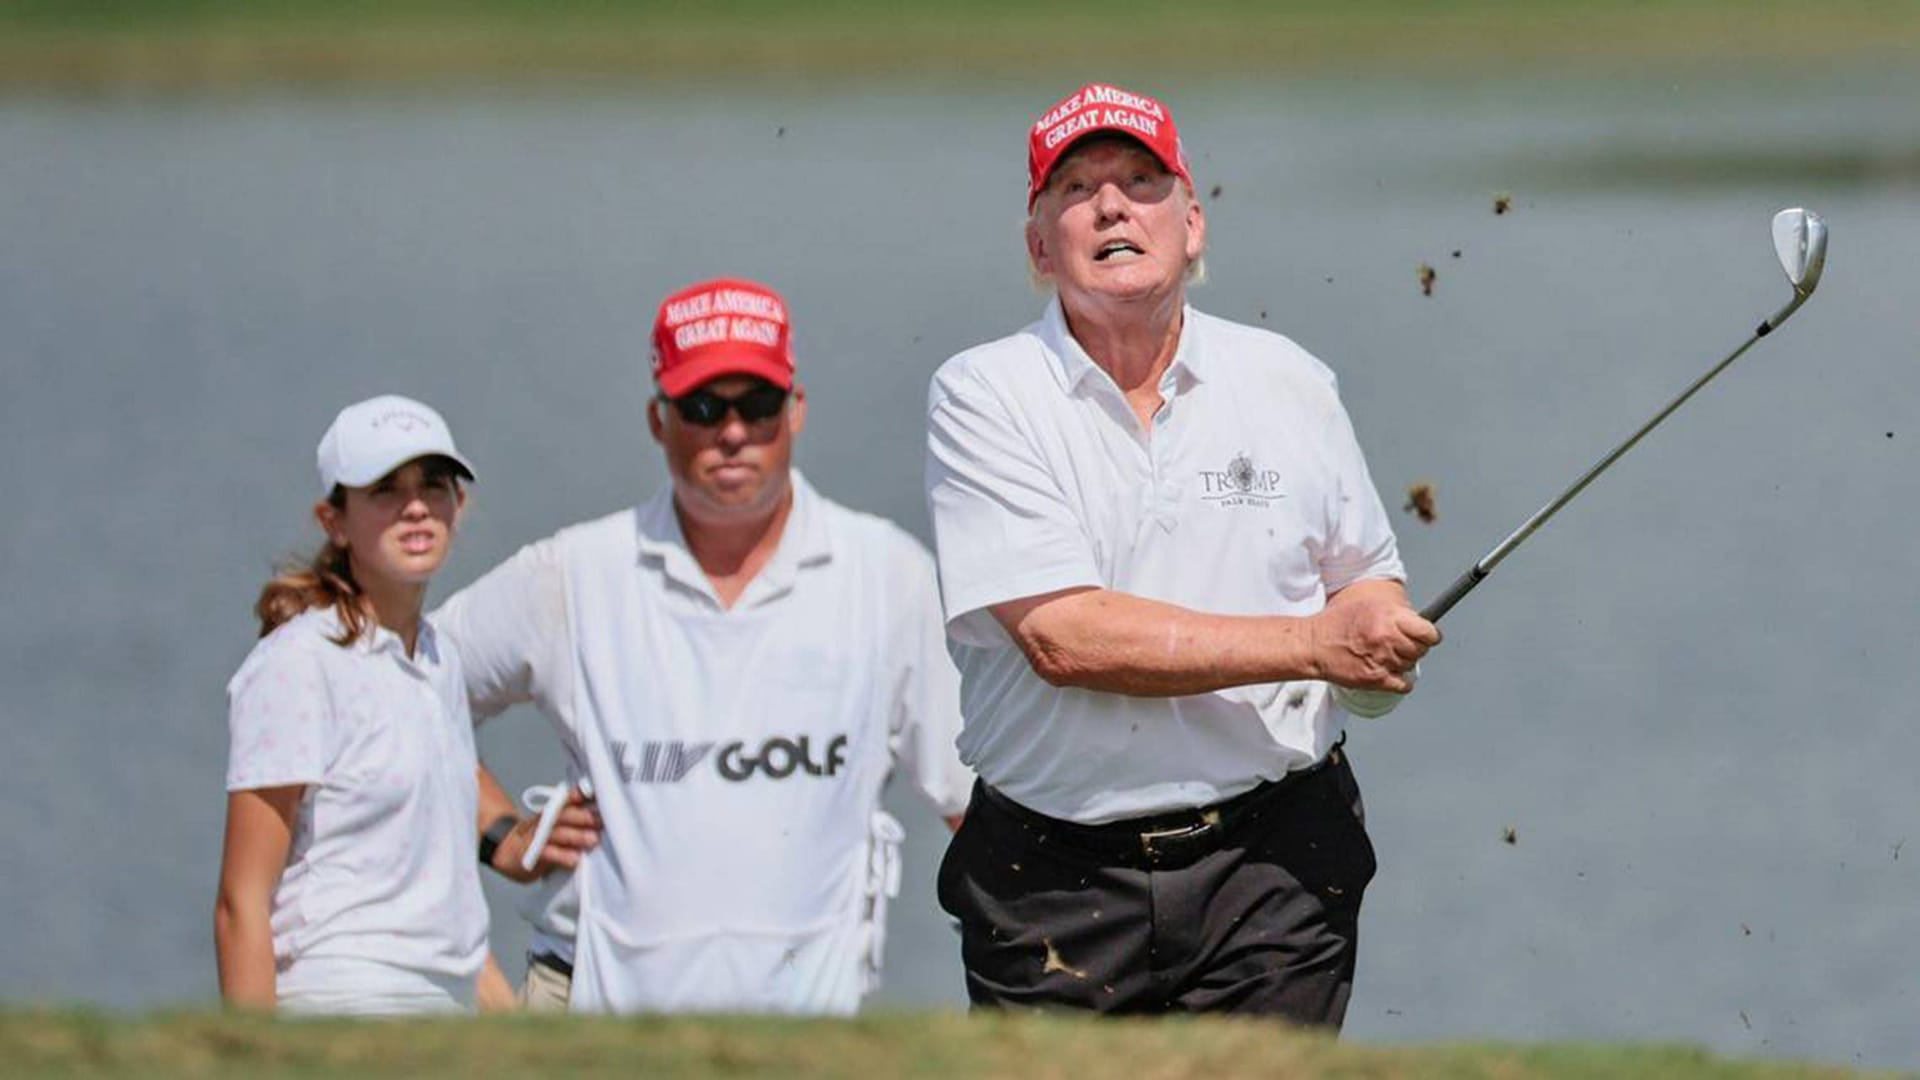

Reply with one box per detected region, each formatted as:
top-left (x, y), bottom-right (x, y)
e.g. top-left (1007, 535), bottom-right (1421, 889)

top-left (224, 607), bottom-right (488, 1007)
top-left (926, 299), bottom-right (1405, 825)
top-left (433, 473), bottom-right (971, 1015)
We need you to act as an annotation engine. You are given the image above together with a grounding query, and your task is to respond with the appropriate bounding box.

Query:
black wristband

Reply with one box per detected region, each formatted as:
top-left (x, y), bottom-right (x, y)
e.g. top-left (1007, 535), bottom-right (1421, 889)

top-left (478, 814), bottom-right (519, 869)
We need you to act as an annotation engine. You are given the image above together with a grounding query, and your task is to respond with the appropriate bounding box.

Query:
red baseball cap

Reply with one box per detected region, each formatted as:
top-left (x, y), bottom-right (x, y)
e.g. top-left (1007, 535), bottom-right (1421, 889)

top-left (650, 277), bottom-right (796, 398)
top-left (1027, 82), bottom-right (1192, 210)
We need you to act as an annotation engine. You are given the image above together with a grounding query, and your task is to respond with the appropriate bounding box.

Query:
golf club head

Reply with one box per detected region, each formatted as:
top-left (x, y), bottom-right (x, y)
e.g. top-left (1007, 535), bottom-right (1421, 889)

top-left (1772, 208), bottom-right (1828, 298)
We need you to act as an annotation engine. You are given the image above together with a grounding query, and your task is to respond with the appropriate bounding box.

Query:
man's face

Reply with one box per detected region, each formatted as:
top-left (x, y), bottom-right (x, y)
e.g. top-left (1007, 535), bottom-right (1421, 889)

top-left (1027, 136), bottom-right (1205, 313)
top-left (648, 373), bottom-right (805, 525)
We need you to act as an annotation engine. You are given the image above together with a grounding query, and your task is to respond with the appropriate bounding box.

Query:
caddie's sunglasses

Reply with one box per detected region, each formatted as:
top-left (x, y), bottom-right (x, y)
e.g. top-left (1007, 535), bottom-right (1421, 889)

top-left (662, 383), bottom-right (790, 427)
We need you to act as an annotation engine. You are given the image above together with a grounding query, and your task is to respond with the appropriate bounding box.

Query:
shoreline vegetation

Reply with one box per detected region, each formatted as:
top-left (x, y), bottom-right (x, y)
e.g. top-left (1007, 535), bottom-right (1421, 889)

top-left (4, 1), bottom-right (1920, 93)
top-left (0, 1008), bottom-right (1886, 1078)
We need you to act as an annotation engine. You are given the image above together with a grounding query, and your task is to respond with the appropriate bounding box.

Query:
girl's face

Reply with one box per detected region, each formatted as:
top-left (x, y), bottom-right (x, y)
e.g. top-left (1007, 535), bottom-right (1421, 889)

top-left (317, 457), bottom-right (465, 589)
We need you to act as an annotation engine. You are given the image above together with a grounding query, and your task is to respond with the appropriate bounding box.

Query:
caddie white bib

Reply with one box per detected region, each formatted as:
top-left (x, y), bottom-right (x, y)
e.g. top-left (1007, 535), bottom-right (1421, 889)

top-left (557, 483), bottom-right (913, 1014)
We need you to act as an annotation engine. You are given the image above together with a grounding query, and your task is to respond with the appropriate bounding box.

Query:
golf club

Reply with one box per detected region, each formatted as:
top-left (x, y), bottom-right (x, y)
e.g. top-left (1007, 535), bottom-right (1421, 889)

top-left (1419, 207), bottom-right (1828, 624)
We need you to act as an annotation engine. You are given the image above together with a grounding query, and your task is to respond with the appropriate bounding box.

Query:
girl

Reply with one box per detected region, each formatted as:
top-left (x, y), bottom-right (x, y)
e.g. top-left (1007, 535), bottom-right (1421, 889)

top-left (214, 394), bottom-right (491, 1015)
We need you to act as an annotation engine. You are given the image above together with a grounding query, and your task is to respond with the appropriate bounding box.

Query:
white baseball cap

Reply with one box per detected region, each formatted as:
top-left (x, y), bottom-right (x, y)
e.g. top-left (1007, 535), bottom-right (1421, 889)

top-left (316, 394), bottom-right (476, 496)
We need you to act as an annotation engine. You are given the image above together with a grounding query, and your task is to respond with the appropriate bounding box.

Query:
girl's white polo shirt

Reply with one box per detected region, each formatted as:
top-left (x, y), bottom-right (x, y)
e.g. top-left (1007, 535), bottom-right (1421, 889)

top-left (225, 606), bottom-right (488, 1007)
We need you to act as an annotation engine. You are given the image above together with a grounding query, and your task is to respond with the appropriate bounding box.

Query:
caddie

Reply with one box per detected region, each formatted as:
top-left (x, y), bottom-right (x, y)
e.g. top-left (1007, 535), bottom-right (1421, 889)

top-left (924, 82), bottom-right (1440, 1025)
top-left (436, 276), bottom-right (970, 1014)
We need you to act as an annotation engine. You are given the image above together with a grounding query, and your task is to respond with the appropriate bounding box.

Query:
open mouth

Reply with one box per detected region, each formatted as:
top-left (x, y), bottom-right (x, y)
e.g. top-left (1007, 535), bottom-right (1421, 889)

top-left (397, 530), bottom-right (438, 554)
top-left (1094, 239), bottom-right (1144, 262)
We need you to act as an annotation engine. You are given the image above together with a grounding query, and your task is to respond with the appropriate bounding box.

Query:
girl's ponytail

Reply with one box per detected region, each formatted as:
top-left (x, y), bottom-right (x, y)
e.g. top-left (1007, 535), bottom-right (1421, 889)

top-left (253, 491), bottom-right (370, 645)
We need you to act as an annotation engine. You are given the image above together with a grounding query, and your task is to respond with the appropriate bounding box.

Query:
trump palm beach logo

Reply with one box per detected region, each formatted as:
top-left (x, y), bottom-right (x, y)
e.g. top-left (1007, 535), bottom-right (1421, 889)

top-left (1199, 453), bottom-right (1284, 508)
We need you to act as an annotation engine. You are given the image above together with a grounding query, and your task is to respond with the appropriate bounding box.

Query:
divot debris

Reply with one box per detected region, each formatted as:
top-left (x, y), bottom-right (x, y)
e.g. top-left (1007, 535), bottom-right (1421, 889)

top-left (1404, 482), bottom-right (1438, 524)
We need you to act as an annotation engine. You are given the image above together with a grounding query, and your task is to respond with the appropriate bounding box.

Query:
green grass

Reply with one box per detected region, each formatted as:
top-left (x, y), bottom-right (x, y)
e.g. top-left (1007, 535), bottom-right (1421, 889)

top-left (0, 1008), bottom-right (1892, 1079)
top-left (3, 0), bottom-right (1919, 91)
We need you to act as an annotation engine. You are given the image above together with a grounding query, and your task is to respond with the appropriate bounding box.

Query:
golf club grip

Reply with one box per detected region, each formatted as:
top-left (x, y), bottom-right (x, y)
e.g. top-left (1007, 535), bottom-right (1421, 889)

top-left (1420, 565), bottom-right (1487, 624)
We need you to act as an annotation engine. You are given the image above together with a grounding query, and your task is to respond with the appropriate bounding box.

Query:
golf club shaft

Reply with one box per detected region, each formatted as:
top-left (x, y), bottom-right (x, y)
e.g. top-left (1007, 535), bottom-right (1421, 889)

top-left (1421, 321), bottom-right (1775, 624)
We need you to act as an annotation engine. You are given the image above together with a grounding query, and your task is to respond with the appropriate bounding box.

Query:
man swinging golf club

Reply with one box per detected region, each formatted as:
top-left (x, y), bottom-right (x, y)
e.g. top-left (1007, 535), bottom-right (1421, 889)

top-left (925, 82), bottom-right (1438, 1025)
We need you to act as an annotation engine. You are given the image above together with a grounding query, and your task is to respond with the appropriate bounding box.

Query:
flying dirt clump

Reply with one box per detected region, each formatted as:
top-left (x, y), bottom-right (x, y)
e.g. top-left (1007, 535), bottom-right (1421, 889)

top-left (1493, 192), bottom-right (1513, 215)
top-left (1417, 262), bottom-right (1436, 296)
top-left (1404, 482), bottom-right (1438, 524)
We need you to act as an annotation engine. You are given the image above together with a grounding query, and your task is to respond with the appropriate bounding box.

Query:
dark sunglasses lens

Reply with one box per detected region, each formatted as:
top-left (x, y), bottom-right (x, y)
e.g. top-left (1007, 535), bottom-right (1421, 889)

top-left (733, 385), bottom-right (790, 422)
top-left (668, 385), bottom-right (788, 426)
top-left (672, 391), bottom-right (729, 425)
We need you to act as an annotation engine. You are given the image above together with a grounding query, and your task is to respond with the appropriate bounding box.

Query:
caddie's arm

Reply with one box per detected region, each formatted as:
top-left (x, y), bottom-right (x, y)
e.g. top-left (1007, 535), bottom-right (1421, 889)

top-left (475, 764), bottom-right (600, 883)
top-left (991, 577), bottom-right (1435, 698)
top-left (885, 534), bottom-right (976, 829)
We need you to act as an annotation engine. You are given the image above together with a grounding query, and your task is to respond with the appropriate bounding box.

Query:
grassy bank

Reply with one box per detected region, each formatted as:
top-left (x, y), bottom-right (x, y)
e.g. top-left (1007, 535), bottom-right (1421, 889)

top-left (0, 1008), bottom-right (1885, 1079)
top-left (3, 0), bottom-right (1920, 91)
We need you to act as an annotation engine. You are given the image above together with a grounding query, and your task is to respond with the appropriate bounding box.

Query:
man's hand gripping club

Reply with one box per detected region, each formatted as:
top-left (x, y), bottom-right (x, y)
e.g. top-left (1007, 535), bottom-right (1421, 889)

top-left (1315, 580), bottom-right (1439, 718)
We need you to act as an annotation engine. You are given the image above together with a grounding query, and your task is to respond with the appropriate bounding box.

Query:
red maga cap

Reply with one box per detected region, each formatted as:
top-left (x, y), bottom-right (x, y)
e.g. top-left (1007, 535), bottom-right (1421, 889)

top-left (650, 277), bottom-right (796, 398)
top-left (1027, 82), bottom-right (1191, 210)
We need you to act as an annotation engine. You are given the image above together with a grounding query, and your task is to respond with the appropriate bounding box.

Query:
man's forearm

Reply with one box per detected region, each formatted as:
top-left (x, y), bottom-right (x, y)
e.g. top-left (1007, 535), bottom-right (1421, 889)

top-left (995, 579), bottom-right (1432, 697)
top-left (998, 588), bottom-right (1321, 696)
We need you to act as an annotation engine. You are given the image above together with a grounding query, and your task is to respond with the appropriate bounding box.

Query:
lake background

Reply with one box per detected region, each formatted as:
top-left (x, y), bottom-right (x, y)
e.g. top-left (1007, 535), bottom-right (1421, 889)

top-left (2, 5), bottom-right (1918, 1071)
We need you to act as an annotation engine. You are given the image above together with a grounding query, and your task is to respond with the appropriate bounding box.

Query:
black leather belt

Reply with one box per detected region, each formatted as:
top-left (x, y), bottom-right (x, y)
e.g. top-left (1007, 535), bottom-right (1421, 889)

top-left (976, 743), bottom-right (1345, 866)
top-left (528, 951), bottom-right (574, 978)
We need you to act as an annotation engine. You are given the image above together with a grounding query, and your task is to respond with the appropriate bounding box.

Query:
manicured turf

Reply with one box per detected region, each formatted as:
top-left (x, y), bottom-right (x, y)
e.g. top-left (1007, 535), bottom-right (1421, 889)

top-left (0, 1008), bottom-right (1887, 1079)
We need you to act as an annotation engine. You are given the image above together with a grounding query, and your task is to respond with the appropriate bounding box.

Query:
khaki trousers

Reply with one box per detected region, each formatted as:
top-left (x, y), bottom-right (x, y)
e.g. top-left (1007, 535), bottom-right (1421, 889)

top-left (518, 953), bottom-right (572, 1012)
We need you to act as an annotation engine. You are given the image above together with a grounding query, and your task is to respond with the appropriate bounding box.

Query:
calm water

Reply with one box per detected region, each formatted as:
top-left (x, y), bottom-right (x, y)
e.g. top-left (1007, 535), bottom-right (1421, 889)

top-left (3, 70), bottom-right (1918, 1068)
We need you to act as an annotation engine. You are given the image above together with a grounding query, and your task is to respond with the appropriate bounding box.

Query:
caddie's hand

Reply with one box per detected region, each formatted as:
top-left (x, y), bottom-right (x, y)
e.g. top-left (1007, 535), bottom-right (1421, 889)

top-left (1312, 583), bottom-right (1440, 692)
top-left (490, 786), bottom-right (601, 883)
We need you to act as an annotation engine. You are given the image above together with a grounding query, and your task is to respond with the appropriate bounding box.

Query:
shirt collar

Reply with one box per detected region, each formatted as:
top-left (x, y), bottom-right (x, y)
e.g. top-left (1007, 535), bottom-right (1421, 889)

top-left (322, 606), bottom-right (441, 671)
top-left (633, 469), bottom-right (833, 607)
top-left (749, 470), bottom-right (833, 602)
top-left (1037, 295), bottom-right (1208, 398)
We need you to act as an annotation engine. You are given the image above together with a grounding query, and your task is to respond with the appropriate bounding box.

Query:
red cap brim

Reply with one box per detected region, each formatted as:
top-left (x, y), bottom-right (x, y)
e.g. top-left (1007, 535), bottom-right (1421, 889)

top-left (655, 350), bottom-right (796, 399)
top-left (1028, 131), bottom-right (1192, 210)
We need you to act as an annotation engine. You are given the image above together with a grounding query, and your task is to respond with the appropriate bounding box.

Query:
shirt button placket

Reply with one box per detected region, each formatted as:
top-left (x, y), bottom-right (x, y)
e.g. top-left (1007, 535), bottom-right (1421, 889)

top-left (416, 674), bottom-right (445, 755)
top-left (1150, 401), bottom-right (1179, 532)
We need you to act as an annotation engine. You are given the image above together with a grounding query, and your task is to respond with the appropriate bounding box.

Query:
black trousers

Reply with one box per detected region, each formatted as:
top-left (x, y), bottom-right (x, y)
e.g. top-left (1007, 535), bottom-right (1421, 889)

top-left (937, 748), bottom-right (1376, 1025)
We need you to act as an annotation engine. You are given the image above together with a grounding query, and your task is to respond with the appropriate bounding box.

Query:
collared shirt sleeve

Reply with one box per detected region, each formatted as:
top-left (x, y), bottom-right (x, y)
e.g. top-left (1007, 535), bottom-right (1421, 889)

top-left (431, 538), bottom-right (572, 723)
top-left (926, 363), bottom-right (1102, 647)
top-left (883, 533), bottom-right (975, 818)
top-left (225, 639), bottom-right (330, 792)
top-left (1316, 394), bottom-right (1407, 593)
